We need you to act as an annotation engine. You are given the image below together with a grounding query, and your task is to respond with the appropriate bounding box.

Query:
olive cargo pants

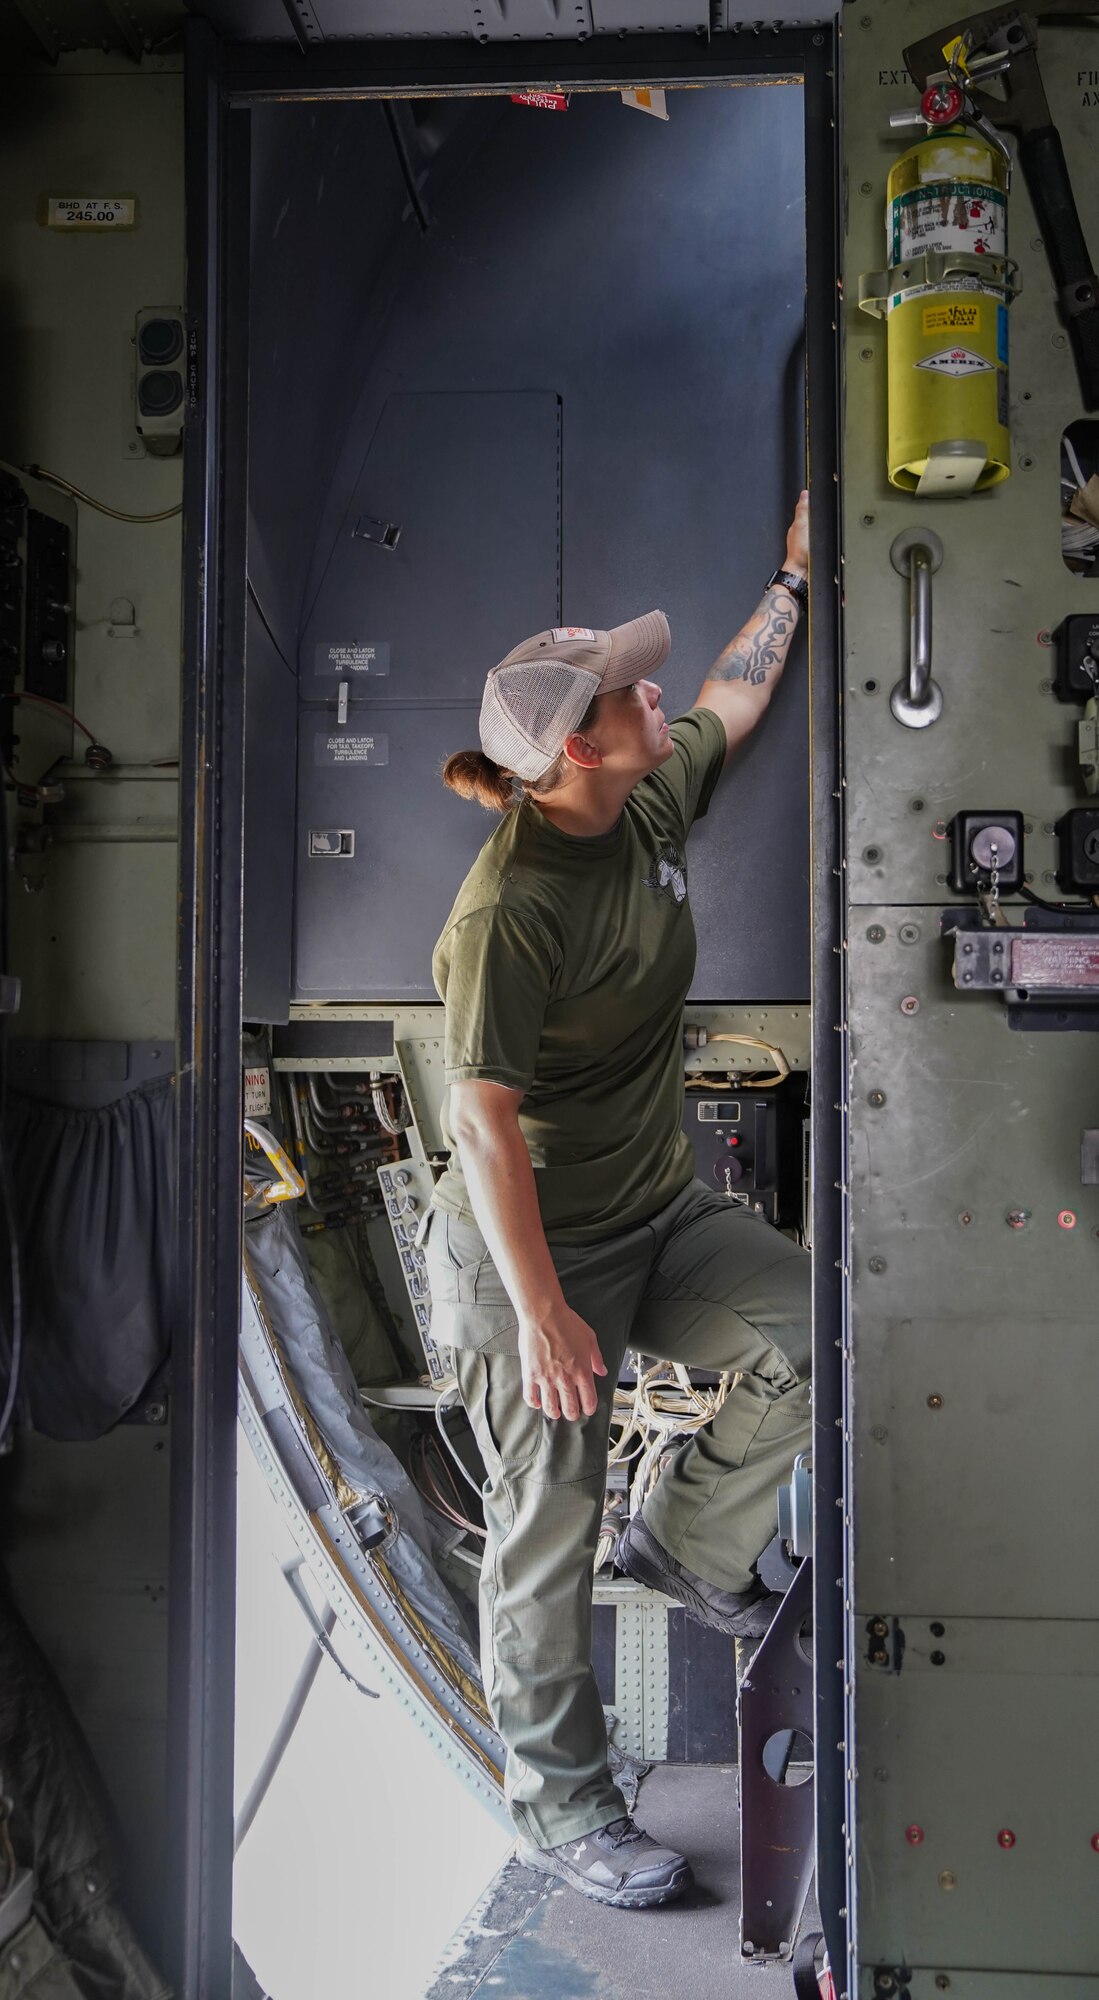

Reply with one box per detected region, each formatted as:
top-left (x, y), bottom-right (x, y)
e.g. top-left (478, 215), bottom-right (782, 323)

top-left (423, 1179), bottom-right (812, 1849)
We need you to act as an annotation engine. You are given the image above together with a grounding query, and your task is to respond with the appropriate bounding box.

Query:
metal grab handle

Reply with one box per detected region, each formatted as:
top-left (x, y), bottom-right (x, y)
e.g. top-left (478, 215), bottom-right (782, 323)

top-left (889, 529), bottom-right (944, 730)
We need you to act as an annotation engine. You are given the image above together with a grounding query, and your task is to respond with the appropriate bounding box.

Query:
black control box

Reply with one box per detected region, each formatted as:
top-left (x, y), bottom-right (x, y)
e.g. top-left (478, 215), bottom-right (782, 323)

top-left (682, 1086), bottom-right (803, 1228)
top-left (1055, 807), bottom-right (1099, 893)
top-left (948, 811), bottom-right (1025, 896)
top-left (1055, 616), bottom-right (1099, 702)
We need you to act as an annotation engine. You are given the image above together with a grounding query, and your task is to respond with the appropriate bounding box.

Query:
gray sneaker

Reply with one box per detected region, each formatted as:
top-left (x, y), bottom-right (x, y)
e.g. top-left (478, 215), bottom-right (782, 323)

top-left (517, 1815), bottom-right (693, 1908)
top-left (615, 1513), bottom-right (780, 1639)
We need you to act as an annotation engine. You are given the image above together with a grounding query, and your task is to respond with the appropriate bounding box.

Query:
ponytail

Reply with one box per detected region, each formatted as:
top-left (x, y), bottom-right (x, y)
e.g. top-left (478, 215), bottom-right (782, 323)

top-left (442, 693), bottom-right (601, 814)
top-left (442, 748), bottom-right (518, 813)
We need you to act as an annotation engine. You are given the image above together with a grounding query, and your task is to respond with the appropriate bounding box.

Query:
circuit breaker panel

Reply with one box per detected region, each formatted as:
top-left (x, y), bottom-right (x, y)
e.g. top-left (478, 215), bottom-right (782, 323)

top-left (841, 8), bottom-right (1099, 1993)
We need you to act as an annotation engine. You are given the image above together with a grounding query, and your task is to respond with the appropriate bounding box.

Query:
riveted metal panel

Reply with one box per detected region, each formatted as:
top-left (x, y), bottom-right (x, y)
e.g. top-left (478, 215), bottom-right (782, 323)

top-left (857, 1624), bottom-right (1099, 1972)
top-left (842, 3), bottom-right (1099, 1992)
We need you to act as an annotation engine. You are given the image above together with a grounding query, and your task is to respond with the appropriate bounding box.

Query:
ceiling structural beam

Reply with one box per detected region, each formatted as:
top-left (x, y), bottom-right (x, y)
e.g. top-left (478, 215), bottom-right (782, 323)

top-left (99, 0), bottom-right (146, 60)
top-left (9, 0), bottom-right (60, 63)
top-left (280, 0), bottom-right (325, 53)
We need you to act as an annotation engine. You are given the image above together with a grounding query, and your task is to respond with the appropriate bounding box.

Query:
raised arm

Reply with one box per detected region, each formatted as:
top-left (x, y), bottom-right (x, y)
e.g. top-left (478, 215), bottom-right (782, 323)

top-left (448, 1079), bottom-right (607, 1421)
top-left (694, 491), bottom-right (809, 764)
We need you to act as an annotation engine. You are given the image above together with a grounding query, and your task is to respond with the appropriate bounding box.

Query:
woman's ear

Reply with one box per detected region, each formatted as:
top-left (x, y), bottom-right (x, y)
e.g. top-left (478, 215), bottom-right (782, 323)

top-left (562, 731), bottom-right (604, 772)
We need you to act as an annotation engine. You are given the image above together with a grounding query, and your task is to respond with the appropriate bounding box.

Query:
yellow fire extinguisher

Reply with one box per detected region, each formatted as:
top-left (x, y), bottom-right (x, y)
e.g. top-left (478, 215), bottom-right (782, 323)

top-left (859, 86), bottom-right (1020, 496)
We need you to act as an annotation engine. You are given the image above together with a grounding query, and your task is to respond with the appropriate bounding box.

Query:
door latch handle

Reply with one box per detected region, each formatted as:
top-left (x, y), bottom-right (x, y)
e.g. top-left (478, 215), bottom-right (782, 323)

top-left (889, 528), bottom-right (944, 729)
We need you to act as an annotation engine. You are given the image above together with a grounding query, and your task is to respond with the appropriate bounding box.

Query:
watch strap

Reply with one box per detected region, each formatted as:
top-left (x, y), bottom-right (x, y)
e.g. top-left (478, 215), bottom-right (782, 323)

top-left (765, 566), bottom-right (809, 609)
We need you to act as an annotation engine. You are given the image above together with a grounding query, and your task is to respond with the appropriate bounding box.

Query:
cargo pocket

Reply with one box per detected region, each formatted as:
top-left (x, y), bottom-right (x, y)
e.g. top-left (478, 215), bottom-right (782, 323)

top-left (456, 1349), bottom-right (543, 1476)
top-left (423, 1209), bottom-right (520, 1352)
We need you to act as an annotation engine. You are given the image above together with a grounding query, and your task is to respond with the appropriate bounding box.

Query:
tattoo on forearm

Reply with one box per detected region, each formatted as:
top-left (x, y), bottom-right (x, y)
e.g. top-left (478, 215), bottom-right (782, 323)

top-left (708, 587), bottom-right (798, 687)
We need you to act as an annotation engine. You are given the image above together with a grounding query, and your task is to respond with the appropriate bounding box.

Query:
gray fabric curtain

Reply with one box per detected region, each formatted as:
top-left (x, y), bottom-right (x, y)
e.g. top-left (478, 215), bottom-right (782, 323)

top-left (246, 1208), bottom-right (481, 1682)
top-left (7, 1079), bottom-right (174, 1442)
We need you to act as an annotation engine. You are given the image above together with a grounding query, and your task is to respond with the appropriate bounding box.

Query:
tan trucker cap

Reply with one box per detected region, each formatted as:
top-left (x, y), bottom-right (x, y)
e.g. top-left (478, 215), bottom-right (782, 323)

top-left (479, 610), bottom-right (671, 781)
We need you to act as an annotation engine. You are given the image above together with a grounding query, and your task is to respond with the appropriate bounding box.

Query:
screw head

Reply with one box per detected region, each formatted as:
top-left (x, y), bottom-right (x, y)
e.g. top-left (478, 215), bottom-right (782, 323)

top-left (905, 1824), bottom-right (925, 1845)
top-left (900, 996), bottom-right (920, 1015)
top-left (958, 1212), bottom-right (972, 1226)
top-left (1091, 1833), bottom-right (1099, 1852)
top-left (938, 1869), bottom-right (956, 1890)
top-left (1058, 1210), bottom-right (1077, 1229)
top-left (867, 924), bottom-right (886, 942)
top-left (868, 1089), bottom-right (887, 1107)
top-left (998, 1828), bottom-right (1017, 1848)
top-left (936, 1979), bottom-right (952, 1992)
top-left (874, 1766), bottom-right (889, 1781)
top-left (868, 1256), bottom-right (887, 1274)
top-left (927, 1393), bottom-right (944, 1410)
top-left (861, 511), bottom-right (875, 525)
top-left (1006, 1209), bottom-right (1030, 1229)
top-left (899, 923), bottom-right (920, 944)
top-left (864, 846), bottom-right (883, 865)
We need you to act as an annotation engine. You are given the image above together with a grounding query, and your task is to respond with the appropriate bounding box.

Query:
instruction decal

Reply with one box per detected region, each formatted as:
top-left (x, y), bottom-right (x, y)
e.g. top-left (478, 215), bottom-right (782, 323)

top-left (552, 627), bottom-right (596, 644)
top-left (915, 346), bottom-right (994, 377)
top-left (44, 195), bottom-right (136, 229)
top-left (314, 641), bottom-right (390, 677)
top-left (243, 1066), bottom-right (272, 1116)
top-left (922, 302), bottom-right (981, 335)
top-left (314, 731), bottom-right (389, 767)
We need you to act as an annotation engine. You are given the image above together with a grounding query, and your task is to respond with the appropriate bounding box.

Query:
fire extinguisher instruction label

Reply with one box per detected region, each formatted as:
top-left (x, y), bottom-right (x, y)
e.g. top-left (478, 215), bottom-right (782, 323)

top-left (922, 302), bottom-right (981, 334)
top-left (915, 347), bottom-right (994, 377)
top-left (891, 183), bottom-right (1006, 263)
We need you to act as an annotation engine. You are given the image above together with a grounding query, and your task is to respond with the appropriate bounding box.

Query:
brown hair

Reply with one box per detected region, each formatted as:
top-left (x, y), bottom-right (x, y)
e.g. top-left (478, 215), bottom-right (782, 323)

top-left (442, 693), bottom-right (600, 813)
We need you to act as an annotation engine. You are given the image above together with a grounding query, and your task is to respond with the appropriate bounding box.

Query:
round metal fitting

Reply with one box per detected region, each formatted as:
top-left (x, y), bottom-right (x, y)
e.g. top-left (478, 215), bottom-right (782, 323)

top-left (997, 1829), bottom-right (1017, 1849)
top-left (1058, 1210), bottom-right (1077, 1229)
top-left (899, 923), bottom-right (921, 945)
top-left (891, 677), bottom-right (944, 729)
top-left (900, 996), bottom-right (920, 1015)
top-left (867, 924), bottom-right (886, 942)
top-left (868, 1090), bottom-right (887, 1108)
top-left (868, 1256), bottom-right (887, 1274)
top-left (1006, 1209), bottom-right (1029, 1229)
top-left (927, 1394), bottom-right (944, 1410)
top-left (890, 526), bottom-right (944, 579)
top-left (921, 81), bottom-right (964, 123)
top-left (970, 824), bottom-right (1017, 871)
top-left (938, 1870), bottom-right (957, 1891)
top-left (905, 1825), bottom-right (924, 1845)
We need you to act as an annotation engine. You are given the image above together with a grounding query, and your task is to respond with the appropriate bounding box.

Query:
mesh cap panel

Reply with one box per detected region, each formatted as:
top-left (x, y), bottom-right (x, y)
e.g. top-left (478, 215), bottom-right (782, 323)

top-left (480, 659), bottom-right (600, 780)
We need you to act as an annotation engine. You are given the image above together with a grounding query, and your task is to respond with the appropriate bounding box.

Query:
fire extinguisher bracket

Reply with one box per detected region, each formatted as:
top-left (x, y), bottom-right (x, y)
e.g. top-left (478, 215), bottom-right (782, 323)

top-left (858, 250), bottom-right (1020, 320)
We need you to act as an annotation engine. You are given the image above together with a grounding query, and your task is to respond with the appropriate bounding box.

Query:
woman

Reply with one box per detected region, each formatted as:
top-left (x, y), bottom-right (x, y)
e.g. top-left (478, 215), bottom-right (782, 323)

top-left (422, 493), bottom-right (812, 1911)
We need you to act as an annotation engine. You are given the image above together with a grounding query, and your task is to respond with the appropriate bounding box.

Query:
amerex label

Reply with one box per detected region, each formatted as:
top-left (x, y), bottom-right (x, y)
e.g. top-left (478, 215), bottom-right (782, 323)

top-left (915, 346), bottom-right (994, 377)
top-left (244, 1066), bottom-right (272, 1117)
top-left (314, 731), bottom-right (389, 767)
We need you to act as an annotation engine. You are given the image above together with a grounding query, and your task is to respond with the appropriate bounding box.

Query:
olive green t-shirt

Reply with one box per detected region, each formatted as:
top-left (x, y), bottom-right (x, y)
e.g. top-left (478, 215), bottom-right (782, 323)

top-left (431, 706), bottom-right (727, 1244)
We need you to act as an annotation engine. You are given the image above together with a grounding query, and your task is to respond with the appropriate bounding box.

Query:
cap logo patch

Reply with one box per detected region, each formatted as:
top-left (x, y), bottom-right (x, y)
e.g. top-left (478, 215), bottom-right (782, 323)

top-left (552, 627), bottom-right (596, 643)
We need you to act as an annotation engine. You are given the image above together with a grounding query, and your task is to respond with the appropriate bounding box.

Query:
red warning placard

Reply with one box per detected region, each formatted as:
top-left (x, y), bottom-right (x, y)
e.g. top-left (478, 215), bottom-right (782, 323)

top-left (510, 91), bottom-right (569, 111)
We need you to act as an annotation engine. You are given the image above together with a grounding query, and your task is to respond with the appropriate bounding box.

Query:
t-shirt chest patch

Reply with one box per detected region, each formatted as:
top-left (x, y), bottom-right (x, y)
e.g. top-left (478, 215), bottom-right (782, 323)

top-left (642, 841), bottom-right (687, 906)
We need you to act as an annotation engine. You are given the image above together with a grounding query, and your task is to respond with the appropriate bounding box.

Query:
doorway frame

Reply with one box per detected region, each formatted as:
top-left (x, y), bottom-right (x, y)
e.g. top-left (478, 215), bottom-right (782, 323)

top-left (175, 20), bottom-right (845, 1995)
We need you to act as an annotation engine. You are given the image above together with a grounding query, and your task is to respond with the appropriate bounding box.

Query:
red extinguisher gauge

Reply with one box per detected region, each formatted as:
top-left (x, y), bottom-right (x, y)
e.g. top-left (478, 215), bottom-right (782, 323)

top-left (921, 82), bottom-right (965, 125)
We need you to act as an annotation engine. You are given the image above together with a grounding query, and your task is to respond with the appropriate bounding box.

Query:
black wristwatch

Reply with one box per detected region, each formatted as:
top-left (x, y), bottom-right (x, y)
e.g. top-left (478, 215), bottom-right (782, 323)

top-left (764, 566), bottom-right (809, 610)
